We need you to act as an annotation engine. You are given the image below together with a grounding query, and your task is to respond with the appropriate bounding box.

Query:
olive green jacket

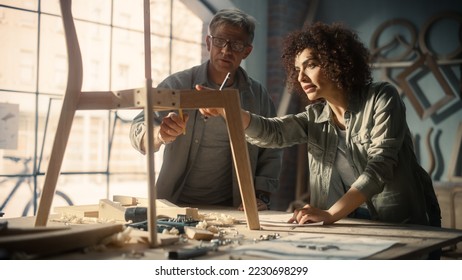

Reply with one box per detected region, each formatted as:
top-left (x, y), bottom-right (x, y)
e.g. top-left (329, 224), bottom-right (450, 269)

top-left (246, 82), bottom-right (441, 226)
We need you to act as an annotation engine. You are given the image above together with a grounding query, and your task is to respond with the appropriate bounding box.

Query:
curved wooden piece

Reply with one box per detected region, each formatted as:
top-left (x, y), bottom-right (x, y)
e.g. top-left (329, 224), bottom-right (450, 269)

top-left (35, 0), bottom-right (83, 226)
top-left (425, 127), bottom-right (435, 177)
top-left (448, 123), bottom-right (462, 182)
top-left (397, 53), bottom-right (456, 119)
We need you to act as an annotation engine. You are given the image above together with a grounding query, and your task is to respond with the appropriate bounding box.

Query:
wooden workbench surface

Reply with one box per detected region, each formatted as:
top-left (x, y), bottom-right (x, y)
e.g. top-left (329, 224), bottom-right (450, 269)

top-left (2, 210), bottom-right (462, 260)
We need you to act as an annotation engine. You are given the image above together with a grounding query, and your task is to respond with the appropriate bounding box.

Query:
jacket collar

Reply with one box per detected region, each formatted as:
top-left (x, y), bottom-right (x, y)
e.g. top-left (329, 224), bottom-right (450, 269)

top-left (347, 85), bottom-right (368, 114)
top-left (312, 85), bottom-right (368, 123)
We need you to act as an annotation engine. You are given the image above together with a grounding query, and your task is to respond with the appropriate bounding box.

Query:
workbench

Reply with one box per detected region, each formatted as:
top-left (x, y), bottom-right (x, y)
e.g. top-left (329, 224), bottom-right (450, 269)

top-left (2, 208), bottom-right (462, 260)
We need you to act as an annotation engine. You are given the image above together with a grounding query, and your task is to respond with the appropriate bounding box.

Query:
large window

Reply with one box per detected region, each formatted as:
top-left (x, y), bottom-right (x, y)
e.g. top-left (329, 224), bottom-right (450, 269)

top-left (0, 0), bottom-right (207, 218)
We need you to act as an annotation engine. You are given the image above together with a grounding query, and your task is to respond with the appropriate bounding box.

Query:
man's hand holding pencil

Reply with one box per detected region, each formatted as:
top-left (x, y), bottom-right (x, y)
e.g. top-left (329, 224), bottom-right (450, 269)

top-left (158, 111), bottom-right (189, 144)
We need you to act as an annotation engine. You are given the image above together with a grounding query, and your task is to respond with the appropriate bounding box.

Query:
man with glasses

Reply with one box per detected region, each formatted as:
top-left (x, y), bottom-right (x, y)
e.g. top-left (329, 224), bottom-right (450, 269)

top-left (130, 9), bottom-right (281, 211)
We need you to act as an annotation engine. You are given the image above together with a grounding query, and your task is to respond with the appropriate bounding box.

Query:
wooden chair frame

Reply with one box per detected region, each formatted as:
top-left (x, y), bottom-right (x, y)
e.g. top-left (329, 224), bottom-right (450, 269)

top-left (34, 0), bottom-right (260, 247)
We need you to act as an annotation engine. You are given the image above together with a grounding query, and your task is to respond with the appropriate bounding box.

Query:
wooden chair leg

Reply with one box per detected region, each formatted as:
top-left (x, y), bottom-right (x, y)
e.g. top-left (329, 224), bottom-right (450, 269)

top-left (35, 0), bottom-right (83, 227)
top-left (222, 91), bottom-right (260, 230)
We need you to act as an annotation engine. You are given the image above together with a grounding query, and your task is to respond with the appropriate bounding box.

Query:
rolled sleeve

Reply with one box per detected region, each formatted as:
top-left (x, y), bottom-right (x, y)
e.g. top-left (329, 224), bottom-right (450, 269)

top-left (130, 114), bottom-right (146, 155)
top-left (351, 172), bottom-right (383, 200)
top-left (245, 113), bottom-right (263, 138)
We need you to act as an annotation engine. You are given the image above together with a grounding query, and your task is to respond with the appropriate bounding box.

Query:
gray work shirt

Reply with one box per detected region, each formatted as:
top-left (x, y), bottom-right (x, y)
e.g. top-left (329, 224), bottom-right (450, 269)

top-left (180, 109), bottom-right (233, 205)
top-left (245, 82), bottom-right (441, 226)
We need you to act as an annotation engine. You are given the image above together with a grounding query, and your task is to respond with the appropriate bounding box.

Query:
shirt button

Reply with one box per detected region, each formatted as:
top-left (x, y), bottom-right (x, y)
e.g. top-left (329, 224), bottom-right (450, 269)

top-left (194, 139), bottom-right (199, 143)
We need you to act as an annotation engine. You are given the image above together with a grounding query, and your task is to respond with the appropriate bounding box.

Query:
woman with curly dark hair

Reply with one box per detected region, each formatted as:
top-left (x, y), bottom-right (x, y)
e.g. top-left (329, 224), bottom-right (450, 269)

top-left (199, 22), bottom-right (441, 232)
top-left (281, 22), bottom-right (372, 97)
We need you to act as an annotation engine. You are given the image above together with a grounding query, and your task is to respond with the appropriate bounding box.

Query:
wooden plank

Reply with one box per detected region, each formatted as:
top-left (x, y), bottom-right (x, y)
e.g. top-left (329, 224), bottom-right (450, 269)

top-left (54, 204), bottom-right (99, 218)
top-left (113, 195), bottom-right (138, 206)
top-left (184, 226), bottom-right (214, 241)
top-left (131, 230), bottom-right (180, 246)
top-left (98, 199), bottom-right (126, 222)
top-left (77, 88), bottom-right (181, 111)
top-left (0, 226), bottom-right (69, 237)
top-left (0, 223), bottom-right (124, 258)
top-left (179, 89), bottom-right (228, 108)
top-left (156, 199), bottom-right (180, 208)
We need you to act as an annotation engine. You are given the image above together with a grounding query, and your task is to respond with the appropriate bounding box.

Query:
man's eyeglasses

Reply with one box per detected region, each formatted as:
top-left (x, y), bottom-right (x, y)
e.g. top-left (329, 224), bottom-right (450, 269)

top-left (208, 35), bottom-right (249, 53)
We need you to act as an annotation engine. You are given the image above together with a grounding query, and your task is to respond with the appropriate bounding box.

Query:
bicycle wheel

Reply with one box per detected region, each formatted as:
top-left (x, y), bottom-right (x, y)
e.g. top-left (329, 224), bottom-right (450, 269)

top-left (22, 190), bottom-right (74, 217)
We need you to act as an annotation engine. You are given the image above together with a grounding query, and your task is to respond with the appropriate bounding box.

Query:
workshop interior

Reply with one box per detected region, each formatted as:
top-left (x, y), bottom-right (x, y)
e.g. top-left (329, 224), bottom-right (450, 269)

top-left (0, 0), bottom-right (461, 260)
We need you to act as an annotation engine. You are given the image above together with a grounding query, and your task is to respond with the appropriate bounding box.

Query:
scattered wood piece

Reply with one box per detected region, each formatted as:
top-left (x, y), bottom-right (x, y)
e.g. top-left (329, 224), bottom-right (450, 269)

top-left (157, 199), bottom-right (180, 208)
top-left (54, 204), bottom-right (99, 218)
top-left (113, 195), bottom-right (138, 206)
top-left (130, 230), bottom-right (179, 246)
top-left (184, 226), bottom-right (214, 241)
top-left (157, 207), bottom-right (199, 220)
top-left (98, 199), bottom-right (126, 222)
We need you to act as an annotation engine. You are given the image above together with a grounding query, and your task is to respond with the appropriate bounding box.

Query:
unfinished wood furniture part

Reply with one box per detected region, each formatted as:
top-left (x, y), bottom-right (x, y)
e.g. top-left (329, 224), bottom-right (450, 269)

top-left (0, 222), bottom-right (124, 258)
top-left (184, 226), bottom-right (214, 241)
top-left (34, 0), bottom-right (260, 247)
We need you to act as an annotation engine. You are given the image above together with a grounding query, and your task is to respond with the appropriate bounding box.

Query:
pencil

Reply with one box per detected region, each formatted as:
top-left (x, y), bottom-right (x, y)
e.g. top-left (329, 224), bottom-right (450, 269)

top-left (219, 72), bottom-right (231, 91)
top-left (179, 109), bottom-right (185, 135)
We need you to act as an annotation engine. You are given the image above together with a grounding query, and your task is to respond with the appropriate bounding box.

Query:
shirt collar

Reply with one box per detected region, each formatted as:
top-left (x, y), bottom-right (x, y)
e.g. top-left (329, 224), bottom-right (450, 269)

top-left (197, 60), bottom-right (252, 90)
top-left (312, 85), bottom-right (367, 123)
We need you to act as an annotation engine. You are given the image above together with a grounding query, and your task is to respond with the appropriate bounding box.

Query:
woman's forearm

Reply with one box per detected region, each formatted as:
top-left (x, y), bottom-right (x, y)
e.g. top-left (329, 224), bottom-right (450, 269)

top-left (327, 187), bottom-right (367, 223)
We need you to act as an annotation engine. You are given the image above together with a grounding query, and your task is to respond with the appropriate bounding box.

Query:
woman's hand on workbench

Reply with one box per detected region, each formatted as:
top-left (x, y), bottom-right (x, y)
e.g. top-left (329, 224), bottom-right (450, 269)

top-left (288, 204), bottom-right (333, 225)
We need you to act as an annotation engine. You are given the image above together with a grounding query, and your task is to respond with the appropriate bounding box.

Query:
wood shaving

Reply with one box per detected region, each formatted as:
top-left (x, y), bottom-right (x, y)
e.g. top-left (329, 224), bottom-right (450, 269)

top-left (162, 227), bottom-right (180, 235)
top-left (202, 212), bottom-right (235, 226)
top-left (101, 226), bottom-right (132, 247)
top-left (50, 214), bottom-right (117, 225)
top-left (196, 220), bottom-right (208, 230)
top-left (206, 225), bottom-right (219, 233)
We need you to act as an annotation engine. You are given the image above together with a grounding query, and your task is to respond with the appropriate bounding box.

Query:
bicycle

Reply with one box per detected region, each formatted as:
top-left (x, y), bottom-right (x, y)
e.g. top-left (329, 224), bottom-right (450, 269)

top-left (0, 156), bottom-right (73, 217)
